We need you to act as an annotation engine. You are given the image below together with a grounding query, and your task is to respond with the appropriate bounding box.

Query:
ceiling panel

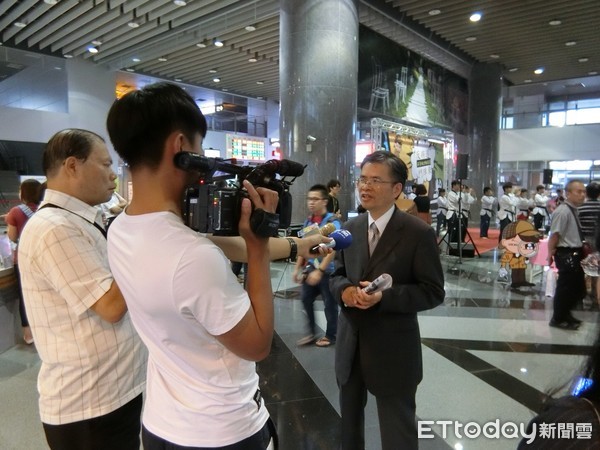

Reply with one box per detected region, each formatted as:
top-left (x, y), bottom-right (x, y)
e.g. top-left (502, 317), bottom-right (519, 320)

top-left (0, 0), bottom-right (598, 104)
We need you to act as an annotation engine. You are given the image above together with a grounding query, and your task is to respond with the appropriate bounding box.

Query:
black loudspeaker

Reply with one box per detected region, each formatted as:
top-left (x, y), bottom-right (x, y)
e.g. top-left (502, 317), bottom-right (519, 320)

top-left (456, 154), bottom-right (469, 180)
top-left (543, 169), bottom-right (553, 185)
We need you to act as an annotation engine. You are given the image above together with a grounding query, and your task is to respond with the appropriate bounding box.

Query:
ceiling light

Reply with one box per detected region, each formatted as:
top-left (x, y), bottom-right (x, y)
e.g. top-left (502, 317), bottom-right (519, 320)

top-left (578, 57), bottom-right (589, 63)
top-left (248, 52), bottom-right (258, 63)
top-left (213, 77), bottom-right (221, 83)
top-left (256, 81), bottom-right (264, 85)
top-left (43, 0), bottom-right (58, 4)
top-left (132, 57), bottom-right (141, 62)
top-left (14, 21), bottom-right (27, 28)
top-left (222, 88), bottom-right (229, 92)
top-left (196, 41), bottom-right (207, 48)
top-left (174, 78), bottom-right (182, 82)
top-left (589, 71), bottom-right (598, 75)
top-left (245, 25), bottom-right (257, 31)
top-left (63, 54), bottom-right (73, 58)
top-left (565, 41), bottom-right (577, 46)
top-left (173, 0), bottom-right (187, 6)
top-left (428, 9), bottom-right (441, 16)
top-left (158, 57), bottom-right (168, 62)
top-left (92, 40), bottom-right (102, 46)
top-left (490, 54), bottom-right (500, 59)
top-left (469, 12), bottom-right (482, 22)
top-left (208, 69), bottom-right (218, 74)
top-left (465, 36), bottom-right (477, 42)
top-left (524, 79), bottom-right (532, 83)
top-left (126, 68), bottom-right (135, 72)
top-left (213, 38), bottom-right (224, 47)
top-left (508, 67), bottom-right (519, 72)
top-left (128, 21), bottom-right (140, 28)
top-left (87, 46), bottom-right (99, 54)
top-left (534, 67), bottom-right (544, 75)
top-left (548, 19), bottom-right (562, 26)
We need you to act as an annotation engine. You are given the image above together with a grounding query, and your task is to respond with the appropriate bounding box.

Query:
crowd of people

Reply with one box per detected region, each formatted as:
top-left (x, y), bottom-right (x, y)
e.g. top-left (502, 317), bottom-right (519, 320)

top-left (1, 80), bottom-right (599, 448)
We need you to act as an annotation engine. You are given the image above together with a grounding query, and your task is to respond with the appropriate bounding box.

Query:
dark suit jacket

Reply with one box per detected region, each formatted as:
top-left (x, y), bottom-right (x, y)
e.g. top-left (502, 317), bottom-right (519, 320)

top-left (330, 207), bottom-right (445, 397)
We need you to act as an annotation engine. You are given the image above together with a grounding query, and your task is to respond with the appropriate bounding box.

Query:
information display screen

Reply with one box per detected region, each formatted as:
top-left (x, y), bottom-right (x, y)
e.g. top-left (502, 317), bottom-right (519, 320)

top-left (226, 135), bottom-right (265, 161)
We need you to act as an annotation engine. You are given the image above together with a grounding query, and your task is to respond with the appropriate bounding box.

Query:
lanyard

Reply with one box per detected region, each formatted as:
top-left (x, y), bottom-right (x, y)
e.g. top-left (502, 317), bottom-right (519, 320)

top-left (40, 203), bottom-right (107, 240)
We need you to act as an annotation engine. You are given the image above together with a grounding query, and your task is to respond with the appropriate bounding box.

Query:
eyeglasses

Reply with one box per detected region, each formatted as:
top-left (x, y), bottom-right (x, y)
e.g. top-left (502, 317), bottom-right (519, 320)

top-left (356, 177), bottom-right (398, 187)
top-left (306, 197), bottom-right (326, 202)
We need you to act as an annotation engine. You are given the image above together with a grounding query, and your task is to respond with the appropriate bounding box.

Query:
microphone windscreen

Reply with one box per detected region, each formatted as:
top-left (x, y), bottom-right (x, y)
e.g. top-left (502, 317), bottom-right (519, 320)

top-left (330, 229), bottom-right (352, 250)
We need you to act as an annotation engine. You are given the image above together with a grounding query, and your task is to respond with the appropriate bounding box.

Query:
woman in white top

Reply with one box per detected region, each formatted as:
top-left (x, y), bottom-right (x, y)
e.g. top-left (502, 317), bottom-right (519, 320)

top-left (479, 187), bottom-right (496, 238)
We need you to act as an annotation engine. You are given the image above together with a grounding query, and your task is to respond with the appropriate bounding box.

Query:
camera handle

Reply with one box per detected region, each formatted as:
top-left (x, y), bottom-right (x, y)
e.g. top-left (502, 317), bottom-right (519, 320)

top-left (250, 208), bottom-right (280, 238)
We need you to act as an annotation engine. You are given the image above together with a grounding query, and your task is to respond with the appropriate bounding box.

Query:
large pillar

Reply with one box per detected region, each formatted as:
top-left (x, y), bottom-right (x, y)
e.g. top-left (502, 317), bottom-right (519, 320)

top-left (280, 0), bottom-right (359, 224)
top-left (467, 62), bottom-right (502, 201)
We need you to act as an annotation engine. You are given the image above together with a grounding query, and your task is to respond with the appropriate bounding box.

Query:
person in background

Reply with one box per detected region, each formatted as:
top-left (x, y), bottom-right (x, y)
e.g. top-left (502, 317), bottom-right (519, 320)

top-left (5, 178), bottom-right (41, 345)
top-left (413, 183), bottom-right (431, 224)
top-left (460, 184), bottom-right (476, 241)
top-left (578, 182), bottom-right (600, 303)
top-left (547, 188), bottom-right (565, 215)
top-left (293, 184), bottom-right (341, 347)
top-left (532, 184), bottom-right (550, 232)
top-left (330, 151), bottom-right (444, 449)
top-left (99, 190), bottom-right (128, 228)
top-left (18, 129), bottom-right (147, 450)
top-left (445, 180), bottom-right (465, 243)
top-left (547, 180), bottom-right (587, 330)
top-left (479, 186), bottom-right (496, 239)
top-left (435, 188), bottom-right (447, 237)
top-left (327, 179), bottom-right (342, 219)
top-left (516, 188), bottom-right (532, 221)
top-left (407, 184), bottom-right (417, 200)
top-left (498, 182), bottom-right (517, 245)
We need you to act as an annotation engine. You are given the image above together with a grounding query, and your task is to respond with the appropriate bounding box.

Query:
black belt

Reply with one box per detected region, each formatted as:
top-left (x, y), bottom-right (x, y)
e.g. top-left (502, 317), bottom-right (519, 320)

top-left (556, 247), bottom-right (583, 253)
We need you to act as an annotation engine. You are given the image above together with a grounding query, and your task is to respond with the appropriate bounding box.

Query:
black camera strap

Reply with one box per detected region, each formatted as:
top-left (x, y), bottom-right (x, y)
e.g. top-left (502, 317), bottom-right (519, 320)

top-left (250, 208), bottom-right (280, 238)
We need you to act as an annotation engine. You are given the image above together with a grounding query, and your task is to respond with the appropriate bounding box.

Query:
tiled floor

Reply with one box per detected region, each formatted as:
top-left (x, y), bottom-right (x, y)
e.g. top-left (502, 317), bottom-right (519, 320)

top-left (1, 247), bottom-right (598, 449)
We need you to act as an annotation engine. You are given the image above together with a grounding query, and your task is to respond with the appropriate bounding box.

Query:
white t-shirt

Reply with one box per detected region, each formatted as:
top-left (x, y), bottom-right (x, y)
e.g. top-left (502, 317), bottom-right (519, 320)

top-left (108, 211), bottom-right (269, 447)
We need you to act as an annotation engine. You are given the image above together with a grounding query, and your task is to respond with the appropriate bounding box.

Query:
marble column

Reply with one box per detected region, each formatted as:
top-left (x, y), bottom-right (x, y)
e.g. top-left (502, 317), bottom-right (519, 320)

top-left (467, 62), bottom-right (502, 200)
top-left (280, 0), bottom-right (359, 224)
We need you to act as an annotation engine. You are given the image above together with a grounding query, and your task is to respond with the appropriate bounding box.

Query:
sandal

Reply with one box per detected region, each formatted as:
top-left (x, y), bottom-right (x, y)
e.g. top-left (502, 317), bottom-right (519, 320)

top-left (315, 337), bottom-right (334, 347)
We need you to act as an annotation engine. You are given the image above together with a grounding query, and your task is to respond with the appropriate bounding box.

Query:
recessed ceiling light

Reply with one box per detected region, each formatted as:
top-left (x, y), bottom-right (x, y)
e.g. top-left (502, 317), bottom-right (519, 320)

top-left (578, 57), bottom-right (589, 63)
top-left (14, 21), bottom-right (27, 28)
top-left (565, 41), bottom-right (577, 46)
top-left (126, 68), bottom-right (135, 72)
top-left (534, 67), bottom-right (544, 74)
top-left (174, 78), bottom-right (182, 82)
top-left (245, 25), bottom-right (257, 31)
top-left (222, 88), bottom-right (229, 92)
top-left (256, 81), bottom-right (264, 85)
top-left (208, 69), bottom-right (218, 74)
top-left (63, 54), bottom-right (73, 59)
top-left (87, 46), bottom-right (99, 54)
top-left (469, 12), bottom-right (482, 22)
top-left (589, 71), bottom-right (598, 75)
top-left (428, 9), bottom-right (441, 16)
top-left (508, 67), bottom-right (519, 72)
top-left (214, 39), bottom-right (224, 47)
top-left (257, 96), bottom-right (264, 100)
top-left (490, 54), bottom-right (500, 59)
top-left (524, 79), bottom-right (532, 83)
top-left (213, 77), bottom-right (221, 83)
top-left (128, 21), bottom-right (140, 28)
top-left (548, 19), bottom-right (562, 26)
top-left (173, 0), bottom-right (186, 6)
top-left (158, 57), bottom-right (168, 62)
top-left (465, 36), bottom-right (477, 42)
top-left (196, 42), bottom-right (207, 48)
top-left (248, 51), bottom-right (259, 63)
top-left (132, 57), bottom-right (141, 62)
top-left (91, 40), bottom-right (102, 46)
top-left (43, 0), bottom-right (58, 4)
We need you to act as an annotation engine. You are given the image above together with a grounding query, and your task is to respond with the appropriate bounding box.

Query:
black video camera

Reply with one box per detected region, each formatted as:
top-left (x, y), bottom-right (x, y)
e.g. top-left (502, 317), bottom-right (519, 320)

top-left (174, 152), bottom-right (305, 237)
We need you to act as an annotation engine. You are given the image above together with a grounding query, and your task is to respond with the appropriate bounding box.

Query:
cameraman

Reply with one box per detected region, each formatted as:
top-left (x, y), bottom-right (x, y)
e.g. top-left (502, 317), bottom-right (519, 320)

top-left (106, 82), bottom-right (326, 450)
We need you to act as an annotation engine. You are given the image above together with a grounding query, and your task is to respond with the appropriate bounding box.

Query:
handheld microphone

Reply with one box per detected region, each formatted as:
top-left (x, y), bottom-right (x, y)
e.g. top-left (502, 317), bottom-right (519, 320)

top-left (310, 229), bottom-right (352, 254)
top-left (362, 273), bottom-right (393, 294)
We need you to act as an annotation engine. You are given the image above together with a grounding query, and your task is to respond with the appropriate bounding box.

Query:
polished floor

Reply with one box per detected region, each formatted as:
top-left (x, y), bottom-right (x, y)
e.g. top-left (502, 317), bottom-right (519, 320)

top-left (1, 245), bottom-right (598, 449)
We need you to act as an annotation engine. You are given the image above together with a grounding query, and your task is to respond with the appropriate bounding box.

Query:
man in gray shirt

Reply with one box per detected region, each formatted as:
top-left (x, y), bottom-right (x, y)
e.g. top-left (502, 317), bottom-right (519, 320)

top-left (547, 180), bottom-right (587, 330)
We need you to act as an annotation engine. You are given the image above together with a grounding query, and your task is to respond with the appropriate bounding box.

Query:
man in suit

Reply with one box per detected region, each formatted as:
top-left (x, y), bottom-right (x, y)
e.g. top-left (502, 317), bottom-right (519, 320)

top-left (330, 151), bottom-right (445, 449)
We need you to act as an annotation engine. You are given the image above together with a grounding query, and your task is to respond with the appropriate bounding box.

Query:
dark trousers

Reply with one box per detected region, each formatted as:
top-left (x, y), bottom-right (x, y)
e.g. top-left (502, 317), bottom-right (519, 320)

top-left (533, 213), bottom-right (545, 231)
top-left (301, 271), bottom-right (338, 340)
top-left (339, 347), bottom-right (417, 450)
top-left (499, 217), bottom-right (512, 242)
top-left (14, 264), bottom-right (29, 327)
top-left (43, 394), bottom-right (142, 450)
top-left (142, 418), bottom-right (276, 449)
top-left (480, 214), bottom-right (491, 237)
top-left (552, 249), bottom-right (587, 322)
top-left (436, 212), bottom-right (446, 236)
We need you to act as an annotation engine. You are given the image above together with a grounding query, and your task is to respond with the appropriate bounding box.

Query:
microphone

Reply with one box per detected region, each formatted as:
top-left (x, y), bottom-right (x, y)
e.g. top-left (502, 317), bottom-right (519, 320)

top-left (262, 159), bottom-right (306, 177)
top-left (310, 229), bottom-right (352, 254)
top-left (319, 222), bottom-right (337, 236)
top-left (362, 273), bottom-right (393, 294)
